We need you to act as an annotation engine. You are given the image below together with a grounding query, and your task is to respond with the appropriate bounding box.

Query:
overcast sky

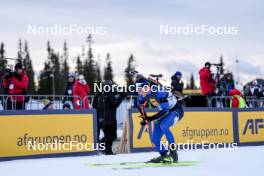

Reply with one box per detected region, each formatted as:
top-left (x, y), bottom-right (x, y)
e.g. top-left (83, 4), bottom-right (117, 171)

top-left (0, 0), bottom-right (263, 86)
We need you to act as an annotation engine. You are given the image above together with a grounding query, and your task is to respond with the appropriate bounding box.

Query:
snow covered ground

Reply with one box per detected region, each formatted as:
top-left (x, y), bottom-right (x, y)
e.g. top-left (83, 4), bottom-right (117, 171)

top-left (0, 146), bottom-right (263, 176)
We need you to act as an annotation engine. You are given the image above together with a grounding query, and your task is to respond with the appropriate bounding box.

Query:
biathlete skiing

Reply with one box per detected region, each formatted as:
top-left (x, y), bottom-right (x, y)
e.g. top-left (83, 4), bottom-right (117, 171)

top-left (135, 74), bottom-right (184, 163)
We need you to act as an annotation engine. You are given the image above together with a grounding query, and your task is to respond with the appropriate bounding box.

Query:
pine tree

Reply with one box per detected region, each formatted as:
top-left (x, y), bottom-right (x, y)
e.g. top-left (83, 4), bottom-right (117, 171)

top-left (83, 56), bottom-right (96, 88)
top-left (103, 53), bottom-right (114, 81)
top-left (219, 55), bottom-right (224, 74)
top-left (95, 61), bottom-right (102, 83)
top-left (86, 34), bottom-right (93, 60)
top-left (23, 41), bottom-right (36, 94)
top-left (76, 55), bottom-right (83, 75)
top-left (83, 59), bottom-right (89, 79)
top-left (0, 42), bottom-right (7, 94)
top-left (0, 42), bottom-right (7, 76)
top-left (61, 41), bottom-right (70, 93)
top-left (38, 61), bottom-right (53, 94)
top-left (51, 52), bottom-right (62, 94)
top-left (124, 54), bottom-right (135, 86)
top-left (189, 73), bottom-right (196, 89)
top-left (81, 45), bottom-right (85, 61)
top-left (38, 41), bottom-right (62, 95)
top-left (17, 39), bottom-right (23, 64)
top-left (83, 35), bottom-right (96, 90)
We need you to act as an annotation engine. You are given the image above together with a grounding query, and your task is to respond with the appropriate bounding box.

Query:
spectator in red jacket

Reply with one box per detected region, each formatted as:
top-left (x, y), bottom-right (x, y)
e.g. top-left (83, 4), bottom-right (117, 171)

top-left (2, 63), bottom-right (29, 110)
top-left (199, 62), bottom-right (216, 95)
top-left (73, 74), bottom-right (90, 109)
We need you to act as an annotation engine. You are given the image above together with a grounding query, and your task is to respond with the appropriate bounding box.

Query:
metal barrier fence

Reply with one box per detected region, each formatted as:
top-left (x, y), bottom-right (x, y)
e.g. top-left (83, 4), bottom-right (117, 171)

top-left (245, 96), bottom-right (260, 108)
top-left (1, 94), bottom-right (263, 139)
top-left (260, 97), bottom-right (264, 107)
top-left (208, 96), bottom-right (232, 108)
top-left (208, 96), bottom-right (263, 108)
top-left (1, 94), bottom-right (263, 110)
top-left (0, 95), bottom-right (96, 110)
top-left (0, 94), bottom-right (137, 130)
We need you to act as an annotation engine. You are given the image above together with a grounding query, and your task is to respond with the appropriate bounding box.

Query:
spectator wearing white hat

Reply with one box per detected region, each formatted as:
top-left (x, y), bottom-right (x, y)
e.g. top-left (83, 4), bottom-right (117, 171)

top-left (73, 74), bottom-right (90, 109)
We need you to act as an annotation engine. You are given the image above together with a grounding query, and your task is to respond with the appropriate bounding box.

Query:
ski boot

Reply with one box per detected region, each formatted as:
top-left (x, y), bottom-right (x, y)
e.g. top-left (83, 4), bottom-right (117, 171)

top-left (148, 153), bottom-right (173, 163)
top-left (169, 150), bottom-right (178, 163)
top-left (105, 150), bottom-right (116, 155)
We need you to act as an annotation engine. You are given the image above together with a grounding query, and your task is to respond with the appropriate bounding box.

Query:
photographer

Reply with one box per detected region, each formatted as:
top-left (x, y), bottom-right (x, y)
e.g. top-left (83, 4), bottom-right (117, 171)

top-left (93, 80), bottom-right (125, 155)
top-left (2, 63), bottom-right (29, 110)
top-left (199, 62), bottom-right (216, 96)
top-left (199, 62), bottom-right (216, 107)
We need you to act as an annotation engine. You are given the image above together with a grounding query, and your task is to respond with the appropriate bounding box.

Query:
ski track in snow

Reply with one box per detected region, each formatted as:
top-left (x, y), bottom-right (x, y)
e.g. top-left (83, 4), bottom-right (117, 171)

top-left (0, 146), bottom-right (263, 176)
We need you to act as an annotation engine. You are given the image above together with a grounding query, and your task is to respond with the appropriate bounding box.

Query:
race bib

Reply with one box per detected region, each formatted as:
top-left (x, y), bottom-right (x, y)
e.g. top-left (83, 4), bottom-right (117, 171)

top-left (167, 92), bottom-right (177, 109)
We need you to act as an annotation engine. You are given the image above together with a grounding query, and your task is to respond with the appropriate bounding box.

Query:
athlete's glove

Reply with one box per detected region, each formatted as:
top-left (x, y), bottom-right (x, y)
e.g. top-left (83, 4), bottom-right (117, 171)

top-left (144, 110), bottom-right (169, 121)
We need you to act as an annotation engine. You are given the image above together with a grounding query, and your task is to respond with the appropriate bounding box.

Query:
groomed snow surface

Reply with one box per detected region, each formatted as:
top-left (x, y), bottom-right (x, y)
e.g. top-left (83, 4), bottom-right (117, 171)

top-left (1, 146), bottom-right (263, 176)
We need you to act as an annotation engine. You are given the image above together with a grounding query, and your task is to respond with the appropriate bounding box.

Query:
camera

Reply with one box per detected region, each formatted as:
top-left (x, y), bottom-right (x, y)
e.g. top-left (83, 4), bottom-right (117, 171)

top-left (4, 67), bottom-right (14, 79)
top-left (211, 63), bottom-right (223, 68)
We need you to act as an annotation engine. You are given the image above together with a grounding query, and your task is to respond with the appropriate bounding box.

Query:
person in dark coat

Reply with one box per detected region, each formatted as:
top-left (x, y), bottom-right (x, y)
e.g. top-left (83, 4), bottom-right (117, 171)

top-left (93, 81), bottom-right (125, 154)
top-left (250, 80), bottom-right (262, 98)
top-left (65, 73), bottom-right (75, 96)
top-left (222, 73), bottom-right (235, 96)
top-left (64, 73), bottom-right (75, 103)
top-left (171, 71), bottom-right (184, 94)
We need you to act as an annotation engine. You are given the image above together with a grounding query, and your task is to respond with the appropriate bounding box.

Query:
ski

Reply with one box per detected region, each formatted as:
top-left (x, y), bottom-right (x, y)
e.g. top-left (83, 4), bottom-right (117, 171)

top-left (86, 161), bottom-right (198, 168)
top-left (112, 161), bottom-right (198, 170)
top-left (87, 161), bottom-right (143, 167)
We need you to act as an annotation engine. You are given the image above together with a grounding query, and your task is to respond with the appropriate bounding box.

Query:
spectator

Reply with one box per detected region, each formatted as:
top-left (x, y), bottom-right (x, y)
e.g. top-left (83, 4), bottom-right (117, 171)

top-left (42, 99), bottom-right (54, 110)
top-left (260, 85), bottom-right (264, 98)
top-left (2, 63), bottom-right (29, 110)
top-left (243, 84), bottom-right (251, 97)
top-left (73, 74), bottom-right (90, 109)
top-left (93, 80), bottom-right (125, 155)
top-left (199, 62), bottom-right (216, 96)
top-left (222, 73), bottom-right (235, 96)
top-left (63, 102), bottom-right (71, 110)
top-left (171, 71), bottom-right (184, 94)
top-left (250, 80), bottom-right (262, 98)
top-left (199, 62), bottom-right (216, 107)
top-left (64, 73), bottom-right (75, 103)
top-left (229, 89), bottom-right (246, 108)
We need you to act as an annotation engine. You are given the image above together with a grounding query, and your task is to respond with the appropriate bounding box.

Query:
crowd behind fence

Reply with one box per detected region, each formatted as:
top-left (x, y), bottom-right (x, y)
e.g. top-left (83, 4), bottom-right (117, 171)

top-left (0, 95), bottom-right (81, 110)
top-left (1, 94), bottom-right (264, 111)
